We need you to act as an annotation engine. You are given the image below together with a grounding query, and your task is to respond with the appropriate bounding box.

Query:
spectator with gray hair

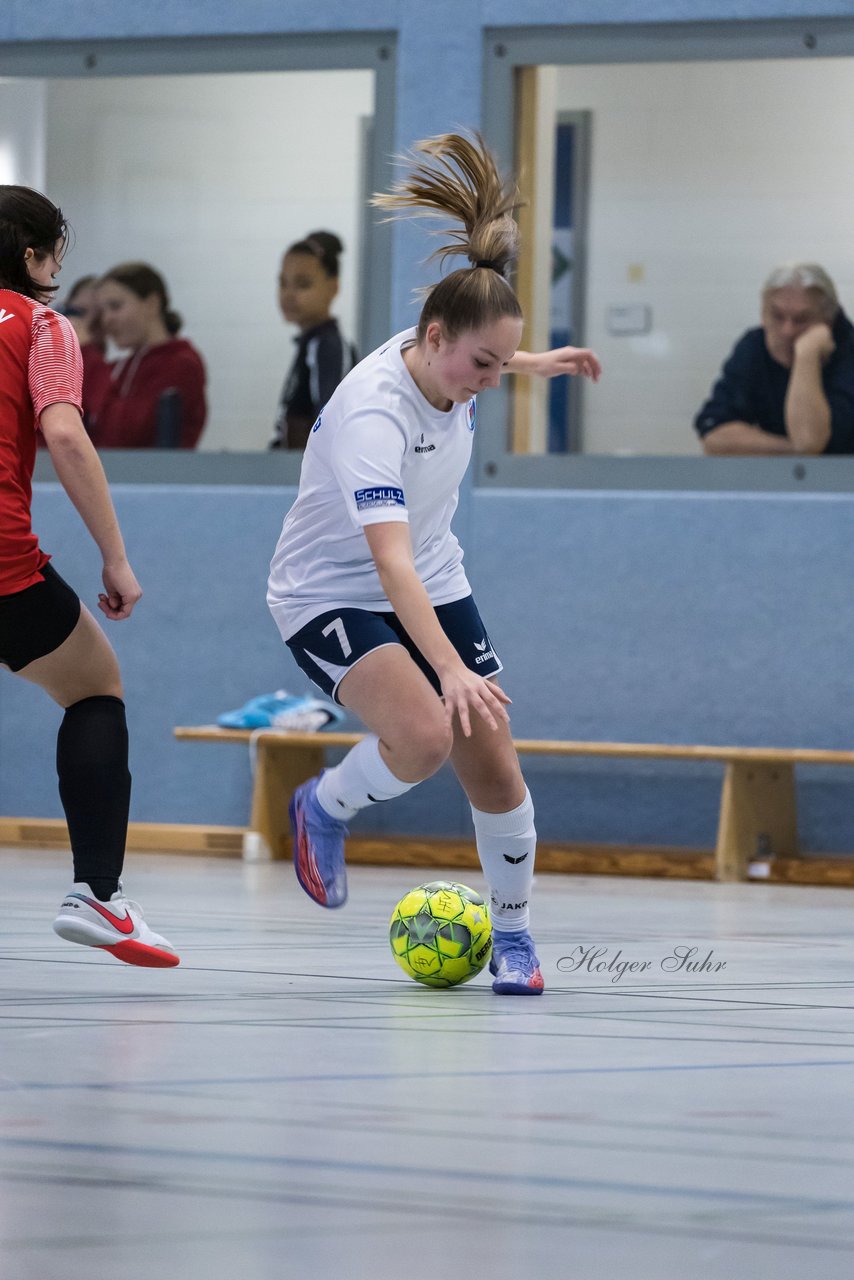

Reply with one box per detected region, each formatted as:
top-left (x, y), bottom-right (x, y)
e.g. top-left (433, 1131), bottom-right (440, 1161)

top-left (695, 263), bottom-right (854, 454)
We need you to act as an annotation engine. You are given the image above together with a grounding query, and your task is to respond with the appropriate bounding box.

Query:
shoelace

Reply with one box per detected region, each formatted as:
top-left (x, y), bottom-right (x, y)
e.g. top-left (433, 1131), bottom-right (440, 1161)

top-left (494, 939), bottom-right (536, 971)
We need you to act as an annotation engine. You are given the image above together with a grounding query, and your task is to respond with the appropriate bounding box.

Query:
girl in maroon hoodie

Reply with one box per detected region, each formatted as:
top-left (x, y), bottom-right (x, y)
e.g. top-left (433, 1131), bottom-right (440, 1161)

top-left (87, 262), bottom-right (207, 448)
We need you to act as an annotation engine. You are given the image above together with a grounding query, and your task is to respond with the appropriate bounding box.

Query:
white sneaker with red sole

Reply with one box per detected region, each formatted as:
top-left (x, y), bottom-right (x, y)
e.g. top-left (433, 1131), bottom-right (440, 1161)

top-left (52, 883), bottom-right (180, 968)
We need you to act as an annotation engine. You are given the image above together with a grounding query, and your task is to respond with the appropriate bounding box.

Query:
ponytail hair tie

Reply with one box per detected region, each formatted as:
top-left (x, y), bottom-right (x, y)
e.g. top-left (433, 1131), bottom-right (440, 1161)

top-left (475, 259), bottom-right (501, 271)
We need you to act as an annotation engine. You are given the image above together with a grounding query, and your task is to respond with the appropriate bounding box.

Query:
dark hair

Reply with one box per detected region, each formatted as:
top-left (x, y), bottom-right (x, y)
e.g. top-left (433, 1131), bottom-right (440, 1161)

top-left (0, 185), bottom-right (68, 302)
top-left (99, 261), bottom-right (182, 335)
top-left (285, 230), bottom-right (344, 279)
top-left (372, 132), bottom-right (522, 341)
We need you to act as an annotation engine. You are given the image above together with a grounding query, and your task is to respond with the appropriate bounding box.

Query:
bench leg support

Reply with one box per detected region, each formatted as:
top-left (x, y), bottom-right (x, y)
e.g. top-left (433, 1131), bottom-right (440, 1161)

top-left (248, 743), bottom-right (325, 861)
top-left (715, 761), bottom-right (799, 882)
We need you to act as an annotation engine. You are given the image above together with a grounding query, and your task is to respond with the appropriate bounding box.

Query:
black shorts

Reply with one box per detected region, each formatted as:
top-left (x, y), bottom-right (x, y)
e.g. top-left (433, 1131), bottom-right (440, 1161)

top-left (286, 594), bottom-right (503, 704)
top-left (0, 563), bottom-right (82, 672)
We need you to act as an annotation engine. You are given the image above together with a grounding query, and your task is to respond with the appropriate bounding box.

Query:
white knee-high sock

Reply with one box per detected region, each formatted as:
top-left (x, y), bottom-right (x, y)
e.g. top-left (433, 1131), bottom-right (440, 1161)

top-left (316, 735), bottom-right (416, 820)
top-left (471, 788), bottom-right (536, 934)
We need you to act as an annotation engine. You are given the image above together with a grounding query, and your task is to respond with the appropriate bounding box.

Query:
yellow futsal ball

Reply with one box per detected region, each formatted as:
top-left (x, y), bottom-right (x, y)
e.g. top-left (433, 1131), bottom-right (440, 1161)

top-left (388, 880), bottom-right (492, 988)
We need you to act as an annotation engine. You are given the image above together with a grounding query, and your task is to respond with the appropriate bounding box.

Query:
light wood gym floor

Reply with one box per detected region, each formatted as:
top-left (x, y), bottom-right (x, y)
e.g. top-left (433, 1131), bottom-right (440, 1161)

top-left (2, 848), bottom-right (853, 1280)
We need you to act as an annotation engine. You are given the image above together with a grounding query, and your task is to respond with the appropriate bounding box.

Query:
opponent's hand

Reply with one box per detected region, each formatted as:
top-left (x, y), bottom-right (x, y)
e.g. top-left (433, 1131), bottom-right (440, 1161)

top-left (99, 560), bottom-right (143, 620)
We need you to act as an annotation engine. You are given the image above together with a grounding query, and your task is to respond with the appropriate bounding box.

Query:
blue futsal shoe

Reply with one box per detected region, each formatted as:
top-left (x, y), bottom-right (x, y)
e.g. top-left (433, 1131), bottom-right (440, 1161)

top-left (289, 775), bottom-right (349, 908)
top-left (217, 689), bottom-right (344, 732)
top-left (489, 929), bottom-right (545, 995)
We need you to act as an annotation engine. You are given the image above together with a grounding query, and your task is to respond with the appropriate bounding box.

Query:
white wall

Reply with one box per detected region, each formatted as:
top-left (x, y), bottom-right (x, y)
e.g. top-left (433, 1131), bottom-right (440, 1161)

top-left (554, 58), bottom-right (854, 455)
top-left (0, 78), bottom-right (47, 188)
top-left (45, 70), bottom-right (374, 450)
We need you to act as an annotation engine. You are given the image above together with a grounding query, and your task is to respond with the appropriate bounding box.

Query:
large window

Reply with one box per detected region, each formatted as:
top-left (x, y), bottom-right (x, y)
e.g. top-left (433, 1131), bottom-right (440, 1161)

top-left (480, 18), bottom-right (854, 490)
top-left (0, 34), bottom-right (395, 477)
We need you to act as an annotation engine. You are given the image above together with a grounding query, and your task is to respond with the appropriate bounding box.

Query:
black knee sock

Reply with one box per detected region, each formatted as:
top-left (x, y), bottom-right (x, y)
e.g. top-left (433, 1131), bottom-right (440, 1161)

top-left (57, 695), bottom-right (130, 900)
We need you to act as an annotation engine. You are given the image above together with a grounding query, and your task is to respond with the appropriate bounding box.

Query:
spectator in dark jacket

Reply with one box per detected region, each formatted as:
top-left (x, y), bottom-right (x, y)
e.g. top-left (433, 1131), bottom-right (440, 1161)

top-left (695, 263), bottom-right (854, 455)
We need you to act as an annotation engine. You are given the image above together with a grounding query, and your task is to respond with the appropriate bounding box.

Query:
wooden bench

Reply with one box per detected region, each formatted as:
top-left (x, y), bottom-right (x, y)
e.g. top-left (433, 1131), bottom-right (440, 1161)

top-left (174, 726), bottom-right (854, 882)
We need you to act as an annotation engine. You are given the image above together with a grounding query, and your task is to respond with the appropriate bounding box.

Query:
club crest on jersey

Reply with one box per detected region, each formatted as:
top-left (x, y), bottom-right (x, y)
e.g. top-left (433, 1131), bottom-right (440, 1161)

top-left (355, 486), bottom-right (405, 511)
top-left (311, 411), bottom-right (323, 433)
top-left (467, 399), bottom-right (477, 431)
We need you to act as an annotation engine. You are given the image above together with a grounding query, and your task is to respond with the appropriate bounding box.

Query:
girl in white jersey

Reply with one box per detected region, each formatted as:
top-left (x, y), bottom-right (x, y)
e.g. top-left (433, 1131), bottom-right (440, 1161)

top-left (268, 134), bottom-right (600, 994)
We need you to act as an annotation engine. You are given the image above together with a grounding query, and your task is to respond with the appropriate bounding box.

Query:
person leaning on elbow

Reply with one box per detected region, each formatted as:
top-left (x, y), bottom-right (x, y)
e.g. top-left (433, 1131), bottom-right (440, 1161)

top-left (694, 263), bottom-right (854, 456)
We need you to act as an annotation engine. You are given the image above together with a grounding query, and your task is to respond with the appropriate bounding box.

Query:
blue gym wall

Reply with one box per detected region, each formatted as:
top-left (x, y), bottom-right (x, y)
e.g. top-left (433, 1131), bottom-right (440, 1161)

top-left (2, 0), bottom-right (854, 853)
top-left (3, 482), bottom-right (854, 854)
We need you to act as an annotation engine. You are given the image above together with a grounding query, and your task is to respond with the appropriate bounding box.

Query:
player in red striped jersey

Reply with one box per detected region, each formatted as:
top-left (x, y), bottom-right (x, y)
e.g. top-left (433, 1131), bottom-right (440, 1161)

top-left (0, 185), bottom-right (179, 967)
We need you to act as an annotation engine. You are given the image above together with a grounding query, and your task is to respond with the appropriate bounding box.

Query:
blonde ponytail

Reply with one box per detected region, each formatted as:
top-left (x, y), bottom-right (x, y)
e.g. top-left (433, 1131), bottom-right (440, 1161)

top-left (373, 132), bottom-right (523, 339)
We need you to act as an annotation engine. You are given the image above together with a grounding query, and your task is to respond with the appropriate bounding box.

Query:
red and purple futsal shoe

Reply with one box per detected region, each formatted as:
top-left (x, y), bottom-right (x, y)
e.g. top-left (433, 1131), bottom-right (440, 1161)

top-left (52, 883), bottom-right (180, 967)
top-left (489, 929), bottom-right (545, 995)
top-left (289, 775), bottom-right (349, 908)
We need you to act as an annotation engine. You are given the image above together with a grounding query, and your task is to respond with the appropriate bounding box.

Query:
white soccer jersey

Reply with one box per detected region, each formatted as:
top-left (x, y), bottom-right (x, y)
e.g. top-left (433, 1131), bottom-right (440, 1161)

top-left (268, 328), bottom-right (477, 639)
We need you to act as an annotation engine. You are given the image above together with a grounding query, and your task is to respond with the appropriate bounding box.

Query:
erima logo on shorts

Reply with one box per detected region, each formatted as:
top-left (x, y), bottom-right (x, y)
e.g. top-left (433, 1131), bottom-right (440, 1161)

top-left (355, 486), bottom-right (405, 510)
top-left (474, 637), bottom-right (495, 665)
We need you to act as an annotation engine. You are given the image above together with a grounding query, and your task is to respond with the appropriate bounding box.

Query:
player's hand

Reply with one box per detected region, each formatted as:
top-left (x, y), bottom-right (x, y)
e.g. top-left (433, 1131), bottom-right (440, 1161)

top-left (530, 345), bottom-right (602, 382)
top-left (99, 560), bottom-right (142, 620)
top-left (439, 664), bottom-right (512, 738)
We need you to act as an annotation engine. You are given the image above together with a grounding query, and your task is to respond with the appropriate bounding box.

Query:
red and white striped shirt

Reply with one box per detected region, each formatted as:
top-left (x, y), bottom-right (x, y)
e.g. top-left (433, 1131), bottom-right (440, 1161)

top-left (0, 288), bottom-right (83, 595)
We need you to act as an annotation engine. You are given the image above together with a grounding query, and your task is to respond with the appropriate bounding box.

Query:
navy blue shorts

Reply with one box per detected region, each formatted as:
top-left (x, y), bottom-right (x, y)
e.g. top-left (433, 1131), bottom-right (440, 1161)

top-left (0, 562), bottom-right (82, 672)
top-left (286, 594), bottom-right (503, 703)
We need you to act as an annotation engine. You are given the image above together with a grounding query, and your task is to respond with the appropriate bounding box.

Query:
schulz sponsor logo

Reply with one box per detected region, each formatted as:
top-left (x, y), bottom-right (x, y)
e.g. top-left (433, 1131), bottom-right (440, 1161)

top-left (354, 486), bottom-right (405, 511)
top-left (556, 944), bottom-right (727, 984)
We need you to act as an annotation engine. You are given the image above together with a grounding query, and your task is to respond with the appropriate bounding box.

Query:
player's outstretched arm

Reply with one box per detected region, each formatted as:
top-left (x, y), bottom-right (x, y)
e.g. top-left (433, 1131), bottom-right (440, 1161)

top-left (508, 346), bottom-right (602, 382)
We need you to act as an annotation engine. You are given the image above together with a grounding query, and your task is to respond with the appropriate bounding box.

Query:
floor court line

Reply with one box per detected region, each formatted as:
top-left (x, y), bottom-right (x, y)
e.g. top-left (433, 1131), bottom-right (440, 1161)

top-left (3, 1134), bottom-right (853, 1212)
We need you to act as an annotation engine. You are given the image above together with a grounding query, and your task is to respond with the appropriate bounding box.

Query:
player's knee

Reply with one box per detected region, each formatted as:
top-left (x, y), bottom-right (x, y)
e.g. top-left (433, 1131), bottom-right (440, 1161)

top-left (61, 671), bottom-right (124, 706)
top-left (419, 722), bottom-right (455, 776)
top-left (390, 718), bottom-right (453, 780)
